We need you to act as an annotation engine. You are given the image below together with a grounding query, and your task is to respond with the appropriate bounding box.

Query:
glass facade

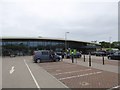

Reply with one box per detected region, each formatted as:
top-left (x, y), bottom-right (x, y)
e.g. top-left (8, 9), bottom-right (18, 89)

top-left (1, 38), bottom-right (99, 56)
top-left (2, 41), bottom-right (63, 46)
top-left (1, 39), bottom-right (68, 56)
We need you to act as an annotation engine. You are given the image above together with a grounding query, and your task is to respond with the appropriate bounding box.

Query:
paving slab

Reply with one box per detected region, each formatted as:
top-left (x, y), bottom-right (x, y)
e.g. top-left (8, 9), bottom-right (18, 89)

top-left (39, 61), bottom-right (118, 89)
top-left (63, 59), bottom-right (119, 73)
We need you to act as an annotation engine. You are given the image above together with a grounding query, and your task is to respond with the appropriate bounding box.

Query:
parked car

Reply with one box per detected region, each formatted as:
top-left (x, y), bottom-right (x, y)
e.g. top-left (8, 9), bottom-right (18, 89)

top-left (107, 50), bottom-right (118, 55)
top-left (17, 52), bottom-right (24, 56)
top-left (66, 53), bottom-right (70, 58)
top-left (74, 52), bottom-right (82, 58)
top-left (33, 50), bottom-right (61, 63)
top-left (65, 52), bottom-right (81, 58)
top-left (56, 52), bottom-right (65, 59)
top-left (90, 51), bottom-right (97, 55)
top-left (108, 51), bottom-right (120, 60)
top-left (10, 54), bottom-right (16, 57)
top-left (96, 51), bottom-right (107, 56)
top-left (56, 52), bottom-right (62, 55)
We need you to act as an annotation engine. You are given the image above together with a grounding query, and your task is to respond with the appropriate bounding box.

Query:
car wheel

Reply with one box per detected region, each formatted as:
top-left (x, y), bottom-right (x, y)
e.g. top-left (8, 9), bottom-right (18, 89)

top-left (37, 59), bottom-right (41, 63)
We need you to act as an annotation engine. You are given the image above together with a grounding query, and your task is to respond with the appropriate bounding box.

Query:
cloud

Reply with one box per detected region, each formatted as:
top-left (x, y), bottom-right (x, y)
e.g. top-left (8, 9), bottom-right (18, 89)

top-left (0, 0), bottom-right (118, 42)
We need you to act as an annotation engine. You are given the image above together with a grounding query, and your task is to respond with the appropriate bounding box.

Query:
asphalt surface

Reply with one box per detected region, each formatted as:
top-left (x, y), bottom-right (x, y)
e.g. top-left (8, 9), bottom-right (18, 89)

top-left (2, 56), bottom-right (68, 89)
top-left (2, 56), bottom-right (37, 88)
top-left (1, 56), bottom-right (120, 89)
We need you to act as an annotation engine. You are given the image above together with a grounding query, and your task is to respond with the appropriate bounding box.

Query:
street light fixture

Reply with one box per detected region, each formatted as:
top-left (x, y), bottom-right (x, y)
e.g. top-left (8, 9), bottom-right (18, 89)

top-left (65, 32), bottom-right (69, 51)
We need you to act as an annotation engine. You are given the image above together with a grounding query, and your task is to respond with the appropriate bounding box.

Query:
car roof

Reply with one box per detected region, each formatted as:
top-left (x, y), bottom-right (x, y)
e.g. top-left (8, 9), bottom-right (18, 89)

top-left (34, 50), bottom-right (49, 53)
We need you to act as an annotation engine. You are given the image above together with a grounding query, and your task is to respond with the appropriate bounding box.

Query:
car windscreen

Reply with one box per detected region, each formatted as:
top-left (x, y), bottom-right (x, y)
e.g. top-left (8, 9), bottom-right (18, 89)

top-left (114, 52), bottom-right (120, 55)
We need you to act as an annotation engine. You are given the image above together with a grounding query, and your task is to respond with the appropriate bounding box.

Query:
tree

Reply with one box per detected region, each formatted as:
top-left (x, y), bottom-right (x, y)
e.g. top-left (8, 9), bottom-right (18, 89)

top-left (99, 41), bottom-right (120, 50)
top-left (99, 41), bottom-right (111, 48)
top-left (111, 41), bottom-right (120, 49)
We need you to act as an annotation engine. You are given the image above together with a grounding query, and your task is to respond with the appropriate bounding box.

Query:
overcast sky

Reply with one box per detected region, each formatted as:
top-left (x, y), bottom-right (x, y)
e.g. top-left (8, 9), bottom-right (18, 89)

top-left (0, 0), bottom-right (119, 42)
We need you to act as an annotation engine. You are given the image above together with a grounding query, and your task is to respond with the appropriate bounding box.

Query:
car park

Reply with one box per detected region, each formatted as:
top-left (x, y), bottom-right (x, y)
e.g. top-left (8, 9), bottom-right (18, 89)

top-left (33, 50), bottom-right (61, 63)
top-left (108, 51), bottom-right (120, 60)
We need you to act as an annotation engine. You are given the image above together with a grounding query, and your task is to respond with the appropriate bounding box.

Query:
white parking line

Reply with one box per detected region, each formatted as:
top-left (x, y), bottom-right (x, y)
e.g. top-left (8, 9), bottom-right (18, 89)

top-left (9, 66), bottom-right (15, 74)
top-left (53, 69), bottom-right (91, 75)
top-left (46, 65), bottom-right (77, 70)
top-left (58, 71), bottom-right (102, 80)
top-left (24, 59), bottom-right (40, 89)
top-left (39, 66), bottom-right (69, 88)
top-left (107, 85), bottom-right (120, 90)
top-left (112, 85), bottom-right (120, 88)
top-left (43, 64), bottom-right (68, 68)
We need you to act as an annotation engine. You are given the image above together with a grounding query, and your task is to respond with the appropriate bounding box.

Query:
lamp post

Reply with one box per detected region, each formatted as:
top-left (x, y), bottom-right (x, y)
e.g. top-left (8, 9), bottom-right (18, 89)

top-left (109, 37), bottom-right (112, 48)
top-left (65, 32), bottom-right (69, 51)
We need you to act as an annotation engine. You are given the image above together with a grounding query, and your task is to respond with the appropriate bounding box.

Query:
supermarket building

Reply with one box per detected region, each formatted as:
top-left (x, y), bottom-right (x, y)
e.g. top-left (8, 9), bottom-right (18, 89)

top-left (1, 37), bottom-right (101, 56)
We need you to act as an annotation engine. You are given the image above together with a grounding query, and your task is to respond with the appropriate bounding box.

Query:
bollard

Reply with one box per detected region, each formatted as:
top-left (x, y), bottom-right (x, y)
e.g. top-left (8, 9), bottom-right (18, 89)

top-left (84, 54), bottom-right (85, 62)
top-left (89, 53), bottom-right (91, 66)
top-left (72, 56), bottom-right (74, 63)
top-left (102, 55), bottom-right (104, 65)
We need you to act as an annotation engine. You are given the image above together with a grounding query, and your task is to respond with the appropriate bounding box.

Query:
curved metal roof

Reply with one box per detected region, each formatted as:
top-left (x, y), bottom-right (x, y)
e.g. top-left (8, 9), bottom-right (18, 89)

top-left (1, 36), bottom-right (100, 45)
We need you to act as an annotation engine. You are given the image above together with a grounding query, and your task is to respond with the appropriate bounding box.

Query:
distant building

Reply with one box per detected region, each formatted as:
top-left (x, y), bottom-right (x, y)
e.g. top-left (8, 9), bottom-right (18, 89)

top-left (1, 37), bottom-right (101, 56)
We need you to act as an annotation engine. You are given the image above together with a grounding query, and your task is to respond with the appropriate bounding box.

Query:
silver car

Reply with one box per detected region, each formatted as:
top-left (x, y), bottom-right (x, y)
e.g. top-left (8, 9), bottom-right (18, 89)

top-left (33, 50), bottom-right (61, 63)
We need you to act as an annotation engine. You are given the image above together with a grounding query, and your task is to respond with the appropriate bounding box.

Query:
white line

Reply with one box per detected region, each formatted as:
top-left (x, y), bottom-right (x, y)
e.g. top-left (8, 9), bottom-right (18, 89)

top-left (107, 85), bottom-right (120, 90)
top-left (43, 64), bottom-right (67, 68)
top-left (39, 66), bottom-right (69, 88)
top-left (58, 71), bottom-right (102, 80)
top-left (9, 66), bottom-right (15, 74)
top-left (24, 59), bottom-right (40, 89)
top-left (46, 65), bottom-right (77, 70)
top-left (53, 69), bottom-right (91, 75)
top-left (43, 63), bottom-right (73, 68)
top-left (113, 85), bottom-right (120, 88)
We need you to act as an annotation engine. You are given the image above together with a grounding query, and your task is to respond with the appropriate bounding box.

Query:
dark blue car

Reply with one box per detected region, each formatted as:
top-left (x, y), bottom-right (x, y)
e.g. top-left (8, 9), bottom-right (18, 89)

top-left (33, 50), bottom-right (62, 63)
top-left (108, 51), bottom-right (120, 60)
